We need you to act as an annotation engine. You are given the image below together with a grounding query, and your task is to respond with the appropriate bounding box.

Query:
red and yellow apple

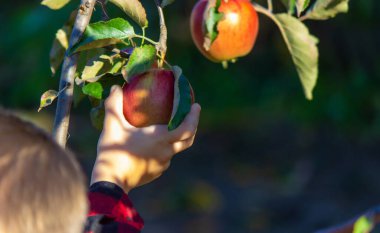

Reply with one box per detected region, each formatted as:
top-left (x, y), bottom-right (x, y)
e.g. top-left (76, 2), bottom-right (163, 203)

top-left (122, 69), bottom-right (194, 128)
top-left (190, 0), bottom-right (259, 62)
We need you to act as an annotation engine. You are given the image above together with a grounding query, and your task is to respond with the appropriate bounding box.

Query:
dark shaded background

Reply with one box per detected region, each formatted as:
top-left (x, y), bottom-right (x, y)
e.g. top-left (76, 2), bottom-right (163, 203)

top-left (1, 0), bottom-right (380, 232)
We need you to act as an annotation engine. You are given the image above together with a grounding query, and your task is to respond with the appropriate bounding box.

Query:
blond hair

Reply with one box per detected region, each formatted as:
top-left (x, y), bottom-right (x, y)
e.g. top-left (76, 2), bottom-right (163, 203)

top-left (0, 109), bottom-right (88, 233)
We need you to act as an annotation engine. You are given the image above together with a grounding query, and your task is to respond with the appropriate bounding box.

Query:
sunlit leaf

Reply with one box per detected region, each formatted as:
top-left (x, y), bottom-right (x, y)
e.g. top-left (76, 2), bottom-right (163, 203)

top-left (76, 48), bottom-right (107, 75)
top-left (82, 82), bottom-right (103, 100)
top-left (41, 0), bottom-right (70, 10)
top-left (70, 18), bottom-right (135, 54)
top-left (353, 215), bottom-right (374, 233)
top-left (49, 10), bottom-right (76, 76)
top-left (38, 90), bottom-right (58, 112)
top-left (274, 14), bottom-right (319, 100)
top-left (122, 44), bottom-right (156, 82)
top-left (81, 55), bottom-right (112, 80)
top-left (304, 0), bottom-right (349, 20)
top-left (168, 66), bottom-right (193, 131)
top-left (161, 0), bottom-right (175, 8)
top-left (109, 0), bottom-right (148, 27)
top-left (77, 54), bottom-right (126, 84)
top-left (204, 0), bottom-right (223, 50)
top-left (49, 29), bottom-right (69, 76)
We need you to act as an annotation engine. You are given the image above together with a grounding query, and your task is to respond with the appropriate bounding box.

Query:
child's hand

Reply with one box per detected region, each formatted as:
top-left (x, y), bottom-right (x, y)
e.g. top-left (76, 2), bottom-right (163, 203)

top-left (91, 85), bottom-right (201, 193)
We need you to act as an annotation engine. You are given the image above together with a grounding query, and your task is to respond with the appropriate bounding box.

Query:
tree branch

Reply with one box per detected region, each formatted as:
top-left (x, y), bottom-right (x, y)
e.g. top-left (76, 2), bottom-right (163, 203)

top-left (52, 0), bottom-right (96, 147)
top-left (154, 0), bottom-right (167, 67)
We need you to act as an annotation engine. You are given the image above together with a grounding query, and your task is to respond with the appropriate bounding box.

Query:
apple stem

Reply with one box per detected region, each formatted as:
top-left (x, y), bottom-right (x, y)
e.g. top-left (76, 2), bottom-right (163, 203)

top-left (52, 0), bottom-right (96, 147)
top-left (154, 0), bottom-right (168, 68)
top-left (267, 0), bottom-right (273, 12)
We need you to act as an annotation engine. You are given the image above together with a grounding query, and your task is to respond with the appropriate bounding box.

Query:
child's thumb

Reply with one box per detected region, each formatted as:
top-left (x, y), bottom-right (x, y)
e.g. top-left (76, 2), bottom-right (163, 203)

top-left (104, 85), bottom-right (125, 123)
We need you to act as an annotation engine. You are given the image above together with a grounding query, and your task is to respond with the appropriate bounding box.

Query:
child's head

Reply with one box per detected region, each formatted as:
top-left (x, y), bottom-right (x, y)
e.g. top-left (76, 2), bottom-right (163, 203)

top-left (0, 109), bottom-right (88, 233)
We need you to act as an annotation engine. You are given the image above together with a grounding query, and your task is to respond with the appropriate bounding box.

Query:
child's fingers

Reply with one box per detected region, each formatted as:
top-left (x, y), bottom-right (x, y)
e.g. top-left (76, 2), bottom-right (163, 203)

top-left (104, 85), bottom-right (133, 128)
top-left (167, 103), bottom-right (201, 142)
top-left (172, 135), bottom-right (196, 154)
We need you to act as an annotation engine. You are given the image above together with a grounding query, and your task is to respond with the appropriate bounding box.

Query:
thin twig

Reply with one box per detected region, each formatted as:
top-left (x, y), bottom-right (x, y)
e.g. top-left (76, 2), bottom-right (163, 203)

top-left (131, 35), bottom-right (159, 46)
top-left (154, 0), bottom-right (167, 67)
top-left (267, 0), bottom-right (273, 12)
top-left (97, 0), bottom-right (110, 20)
top-left (52, 0), bottom-right (96, 147)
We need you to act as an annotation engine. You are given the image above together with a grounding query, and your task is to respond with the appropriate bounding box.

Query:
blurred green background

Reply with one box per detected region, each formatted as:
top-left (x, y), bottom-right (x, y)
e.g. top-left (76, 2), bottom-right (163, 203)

top-left (1, 0), bottom-right (380, 232)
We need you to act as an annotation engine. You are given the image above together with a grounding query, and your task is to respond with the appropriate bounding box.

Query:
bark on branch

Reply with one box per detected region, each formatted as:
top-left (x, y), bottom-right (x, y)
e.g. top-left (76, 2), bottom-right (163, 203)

top-left (52, 0), bottom-right (96, 147)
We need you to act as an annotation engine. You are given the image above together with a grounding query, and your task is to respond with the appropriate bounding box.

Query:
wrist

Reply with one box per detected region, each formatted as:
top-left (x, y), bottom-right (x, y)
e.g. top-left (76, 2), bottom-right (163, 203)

top-left (91, 156), bottom-right (132, 193)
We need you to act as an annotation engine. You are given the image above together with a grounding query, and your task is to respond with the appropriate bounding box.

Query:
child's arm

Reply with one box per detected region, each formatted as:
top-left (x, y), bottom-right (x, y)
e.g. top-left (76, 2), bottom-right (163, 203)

top-left (91, 85), bottom-right (201, 193)
top-left (84, 85), bottom-right (201, 233)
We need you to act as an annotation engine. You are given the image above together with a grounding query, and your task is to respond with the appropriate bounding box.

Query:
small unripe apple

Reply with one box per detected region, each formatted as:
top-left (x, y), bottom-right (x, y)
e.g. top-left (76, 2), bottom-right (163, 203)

top-left (190, 0), bottom-right (259, 62)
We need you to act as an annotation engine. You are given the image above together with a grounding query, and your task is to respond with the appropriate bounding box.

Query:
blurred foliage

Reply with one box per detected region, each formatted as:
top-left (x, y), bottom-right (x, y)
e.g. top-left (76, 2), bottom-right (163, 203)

top-left (1, 0), bottom-right (379, 139)
top-left (1, 0), bottom-right (380, 232)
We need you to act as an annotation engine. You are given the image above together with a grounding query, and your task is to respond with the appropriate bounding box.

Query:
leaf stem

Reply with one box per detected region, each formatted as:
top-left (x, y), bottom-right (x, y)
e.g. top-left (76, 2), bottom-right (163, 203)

top-left (131, 34), bottom-right (159, 46)
top-left (253, 2), bottom-right (276, 22)
top-left (267, 0), bottom-right (273, 12)
top-left (252, 3), bottom-right (291, 55)
top-left (52, 0), bottom-right (96, 147)
top-left (154, 0), bottom-right (168, 68)
top-left (140, 27), bottom-right (146, 46)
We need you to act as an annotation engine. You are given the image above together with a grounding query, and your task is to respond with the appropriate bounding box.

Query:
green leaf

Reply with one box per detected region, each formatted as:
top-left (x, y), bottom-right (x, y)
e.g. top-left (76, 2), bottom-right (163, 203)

top-left (41, 0), bottom-right (70, 10)
top-left (296, 0), bottom-right (311, 16)
top-left (76, 54), bottom-right (126, 84)
top-left (50, 29), bottom-right (69, 77)
top-left (281, 0), bottom-right (296, 14)
top-left (304, 0), bottom-right (349, 20)
top-left (82, 82), bottom-right (103, 100)
top-left (38, 90), bottom-right (58, 112)
top-left (122, 45), bottom-right (156, 82)
top-left (353, 215), bottom-right (374, 233)
top-left (81, 55), bottom-right (112, 81)
top-left (161, 0), bottom-right (175, 8)
top-left (70, 18), bottom-right (135, 54)
top-left (90, 101), bottom-right (105, 130)
top-left (204, 0), bottom-right (224, 50)
top-left (273, 14), bottom-right (319, 100)
top-left (109, 0), bottom-right (148, 28)
top-left (49, 10), bottom-right (76, 76)
top-left (168, 66), bottom-right (193, 131)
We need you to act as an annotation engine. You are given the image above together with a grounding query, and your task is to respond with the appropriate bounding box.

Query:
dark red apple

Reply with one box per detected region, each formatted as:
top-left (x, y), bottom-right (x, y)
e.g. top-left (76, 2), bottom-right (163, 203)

top-left (122, 69), bottom-right (194, 128)
top-left (190, 0), bottom-right (259, 62)
top-left (123, 69), bottom-right (174, 127)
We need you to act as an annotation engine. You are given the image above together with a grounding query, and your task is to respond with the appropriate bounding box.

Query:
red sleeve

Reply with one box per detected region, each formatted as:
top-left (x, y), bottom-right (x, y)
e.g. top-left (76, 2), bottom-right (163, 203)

top-left (84, 181), bottom-right (144, 233)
